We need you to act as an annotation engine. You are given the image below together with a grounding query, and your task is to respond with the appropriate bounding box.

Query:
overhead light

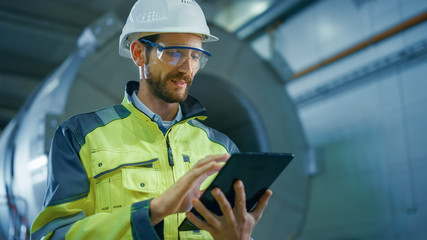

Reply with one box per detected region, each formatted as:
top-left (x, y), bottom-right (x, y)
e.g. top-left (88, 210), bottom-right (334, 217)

top-left (251, 2), bottom-right (270, 16)
top-left (28, 155), bottom-right (48, 171)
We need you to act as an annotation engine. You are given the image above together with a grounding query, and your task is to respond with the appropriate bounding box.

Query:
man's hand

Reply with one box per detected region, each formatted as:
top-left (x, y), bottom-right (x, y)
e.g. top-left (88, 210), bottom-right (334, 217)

top-left (186, 180), bottom-right (272, 240)
top-left (150, 154), bottom-right (230, 225)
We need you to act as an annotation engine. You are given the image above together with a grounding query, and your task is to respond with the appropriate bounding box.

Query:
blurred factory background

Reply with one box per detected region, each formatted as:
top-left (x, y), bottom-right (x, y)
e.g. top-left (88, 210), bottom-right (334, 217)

top-left (1, 0), bottom-right (427, 239)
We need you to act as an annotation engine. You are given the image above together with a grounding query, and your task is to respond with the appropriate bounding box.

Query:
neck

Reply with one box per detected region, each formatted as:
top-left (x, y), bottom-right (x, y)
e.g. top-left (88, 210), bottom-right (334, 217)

top-left (137, 82), bottom-right (179, 121)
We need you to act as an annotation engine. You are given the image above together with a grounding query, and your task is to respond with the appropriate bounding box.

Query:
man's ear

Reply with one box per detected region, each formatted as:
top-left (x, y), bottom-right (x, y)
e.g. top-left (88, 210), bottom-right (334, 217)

top-left (130, 40), bottom-right (146, 66)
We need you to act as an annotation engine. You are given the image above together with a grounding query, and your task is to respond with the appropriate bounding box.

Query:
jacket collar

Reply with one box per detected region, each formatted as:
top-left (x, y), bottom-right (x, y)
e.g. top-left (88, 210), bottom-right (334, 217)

top-left (124, 81), bottom-right (207, 121)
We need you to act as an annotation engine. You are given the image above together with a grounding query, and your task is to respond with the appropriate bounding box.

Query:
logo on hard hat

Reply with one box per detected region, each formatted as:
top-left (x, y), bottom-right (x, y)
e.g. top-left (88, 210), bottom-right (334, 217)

top-left (181, 0), bottom-right (196, 6)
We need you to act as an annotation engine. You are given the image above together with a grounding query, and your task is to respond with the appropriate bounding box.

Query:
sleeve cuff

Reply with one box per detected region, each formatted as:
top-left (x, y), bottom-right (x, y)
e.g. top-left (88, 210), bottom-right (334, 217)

top-left (131, 199), bottom-right (161, 240)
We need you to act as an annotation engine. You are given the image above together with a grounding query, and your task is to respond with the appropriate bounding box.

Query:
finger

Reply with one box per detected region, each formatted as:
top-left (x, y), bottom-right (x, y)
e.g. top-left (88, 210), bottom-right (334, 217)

top-left (182, 161), bottom-right (220, 185)
top-left (186, 212), bottom-right (213, 232)
top-left (178, 159), bottom-right (226, 196)
top-left (251, 189), bottom-right (273, 222)
top-left (234, 180), bottom-right (247, 219)
top-left (171, 161), bottom-right (219, 201)
top-left (211, 187), bottom-right (234, 223)
top-left (192, 199), bottom-right (221, 228)
top-left (190, 154), bottom-right (230, 181)
top-left (195, 154), bottom-right (230, 168)
top-left (205, 162), bottom-right (225, 177)
top-left (184, 154), bottom-right (228, 182)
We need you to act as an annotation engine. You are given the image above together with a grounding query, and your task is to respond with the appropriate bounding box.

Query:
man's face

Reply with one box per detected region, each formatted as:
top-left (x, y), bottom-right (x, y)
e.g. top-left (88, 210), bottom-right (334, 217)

top-left (144, 33), bottom-right (203, 103)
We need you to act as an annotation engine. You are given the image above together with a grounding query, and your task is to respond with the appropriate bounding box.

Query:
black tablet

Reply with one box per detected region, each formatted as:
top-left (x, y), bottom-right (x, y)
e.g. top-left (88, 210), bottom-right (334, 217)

top-left (178, 152), bottom-right (294, 231)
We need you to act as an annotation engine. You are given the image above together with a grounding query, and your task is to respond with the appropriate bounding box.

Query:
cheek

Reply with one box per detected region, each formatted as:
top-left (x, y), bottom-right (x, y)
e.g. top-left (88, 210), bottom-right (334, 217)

top-left (145, 62), bottom-right (163, 79)
top-left (191, 68), bottom-right (199, 78)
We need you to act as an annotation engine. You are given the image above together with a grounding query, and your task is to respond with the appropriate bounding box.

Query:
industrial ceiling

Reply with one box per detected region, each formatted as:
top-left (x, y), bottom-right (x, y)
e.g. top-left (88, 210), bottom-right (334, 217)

top-left (0, 0), bottom-right (137, 131)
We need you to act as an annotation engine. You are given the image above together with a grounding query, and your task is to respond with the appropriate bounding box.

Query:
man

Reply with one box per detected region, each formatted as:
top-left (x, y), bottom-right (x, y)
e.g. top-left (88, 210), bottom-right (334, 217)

top-left (30, 0), bottom-right (272, 239)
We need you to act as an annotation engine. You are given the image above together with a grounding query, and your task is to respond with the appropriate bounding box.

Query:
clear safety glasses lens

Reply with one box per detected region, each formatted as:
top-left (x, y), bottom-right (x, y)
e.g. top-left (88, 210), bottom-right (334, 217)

top-left (157, 47), bottom-right (210, 69)
top-left (139, 39), bottom-right (211, 69)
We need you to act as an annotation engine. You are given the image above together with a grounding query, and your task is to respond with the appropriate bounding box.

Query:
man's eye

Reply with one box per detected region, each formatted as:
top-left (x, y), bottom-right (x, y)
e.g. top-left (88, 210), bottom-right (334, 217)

top-left (191, 53), bottom-right (201, 60)
top-left (165, 49), bottom-right (181, 57)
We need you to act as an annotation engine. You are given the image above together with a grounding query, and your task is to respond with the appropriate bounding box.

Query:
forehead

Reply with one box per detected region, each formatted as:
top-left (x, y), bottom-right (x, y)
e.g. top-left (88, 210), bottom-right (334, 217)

top-left (157, 33), bottom-right (203, 47)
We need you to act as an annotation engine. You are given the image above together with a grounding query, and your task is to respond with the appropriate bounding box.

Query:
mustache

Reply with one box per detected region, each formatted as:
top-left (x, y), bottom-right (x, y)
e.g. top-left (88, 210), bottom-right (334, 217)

top-left (166, 72), bottom-right (192, 83)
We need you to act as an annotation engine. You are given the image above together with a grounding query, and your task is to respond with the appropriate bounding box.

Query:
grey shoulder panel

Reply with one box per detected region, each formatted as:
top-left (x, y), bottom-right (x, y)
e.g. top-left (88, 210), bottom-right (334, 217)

top-left (62, 104), bottom-right (130, 149)
top-left (188, 119), bottom-right (239, 154)
top-left (96, 104), bottom-right (130, 126)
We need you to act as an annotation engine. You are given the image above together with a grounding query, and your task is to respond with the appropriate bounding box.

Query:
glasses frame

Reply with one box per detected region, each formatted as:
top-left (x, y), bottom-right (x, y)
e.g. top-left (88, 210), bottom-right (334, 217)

top-left (139, 38), bottom-right (212, 69)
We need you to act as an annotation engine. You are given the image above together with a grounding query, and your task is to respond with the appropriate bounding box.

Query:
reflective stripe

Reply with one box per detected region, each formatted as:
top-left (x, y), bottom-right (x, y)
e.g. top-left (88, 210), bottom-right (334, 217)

top-left (96, 106), bottom-right (121, 125)
top-left (65, 104), bottom-right (130, 148)
top-left (31, 211), bottom-right (86, 240)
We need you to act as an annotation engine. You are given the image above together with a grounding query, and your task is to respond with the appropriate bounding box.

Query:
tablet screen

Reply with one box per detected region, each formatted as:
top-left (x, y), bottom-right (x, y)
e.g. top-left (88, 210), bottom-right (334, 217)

top-left (179, 152), bottom-right (294, 231)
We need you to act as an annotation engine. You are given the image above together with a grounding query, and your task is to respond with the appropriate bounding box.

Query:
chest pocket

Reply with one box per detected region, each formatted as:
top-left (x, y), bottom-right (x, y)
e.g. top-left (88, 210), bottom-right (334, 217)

top-left (122, 167), bottom-right (160, 205)
top-left (91, 151), bottom-right (159, 213)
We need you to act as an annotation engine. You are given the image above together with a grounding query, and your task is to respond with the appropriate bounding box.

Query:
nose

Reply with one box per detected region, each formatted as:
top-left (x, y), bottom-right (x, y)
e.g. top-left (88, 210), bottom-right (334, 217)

top-left (178, 56), bottom-right (193, 74)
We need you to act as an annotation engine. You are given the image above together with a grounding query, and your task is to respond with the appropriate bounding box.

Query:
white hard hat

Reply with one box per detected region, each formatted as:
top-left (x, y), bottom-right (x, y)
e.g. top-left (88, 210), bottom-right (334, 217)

top-left (119, 0), bottom-right (219, 58)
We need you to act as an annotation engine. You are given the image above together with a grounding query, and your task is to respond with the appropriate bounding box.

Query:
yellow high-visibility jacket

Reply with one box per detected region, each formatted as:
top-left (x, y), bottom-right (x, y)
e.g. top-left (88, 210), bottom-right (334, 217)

top-left (31, 81), bottom-right (238, 240)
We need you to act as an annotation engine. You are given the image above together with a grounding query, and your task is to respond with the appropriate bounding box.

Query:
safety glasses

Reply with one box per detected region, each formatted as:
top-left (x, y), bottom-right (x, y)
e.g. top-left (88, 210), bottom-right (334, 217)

top-left (139, 38), bottom-right (212, 69)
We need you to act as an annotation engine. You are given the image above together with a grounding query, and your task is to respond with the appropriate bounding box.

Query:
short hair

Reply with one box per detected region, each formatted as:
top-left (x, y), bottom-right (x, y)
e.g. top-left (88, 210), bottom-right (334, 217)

top-left (139, 34), bottom-right (160, 62)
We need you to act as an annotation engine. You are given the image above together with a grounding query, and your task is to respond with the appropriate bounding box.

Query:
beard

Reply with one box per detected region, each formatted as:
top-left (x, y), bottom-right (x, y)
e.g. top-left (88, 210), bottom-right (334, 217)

top-left (145, 67), bottom-right (193, 103)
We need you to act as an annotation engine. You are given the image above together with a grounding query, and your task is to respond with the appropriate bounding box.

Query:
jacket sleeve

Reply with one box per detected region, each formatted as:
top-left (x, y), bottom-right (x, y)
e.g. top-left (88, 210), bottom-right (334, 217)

top-left (30, 124), bottom-right (161, 240)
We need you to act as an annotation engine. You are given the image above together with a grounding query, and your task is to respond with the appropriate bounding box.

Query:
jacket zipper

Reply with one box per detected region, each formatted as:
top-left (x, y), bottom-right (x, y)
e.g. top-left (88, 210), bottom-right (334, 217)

top-left (166, 136), bottom-right (174, 167)
top-left (165, 133), bottom-right (178, 238)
